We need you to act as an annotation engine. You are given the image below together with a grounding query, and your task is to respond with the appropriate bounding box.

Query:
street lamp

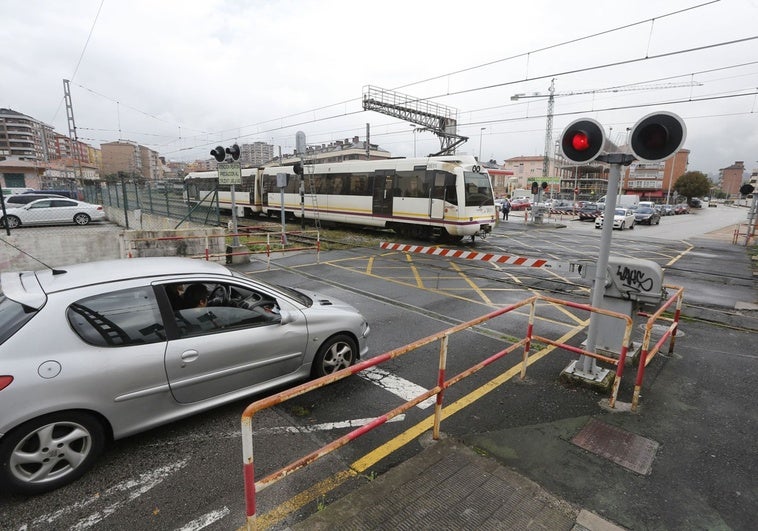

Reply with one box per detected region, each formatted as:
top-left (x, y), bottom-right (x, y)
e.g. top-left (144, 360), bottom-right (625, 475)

top-left (479, 127), bottom-right (486, 161)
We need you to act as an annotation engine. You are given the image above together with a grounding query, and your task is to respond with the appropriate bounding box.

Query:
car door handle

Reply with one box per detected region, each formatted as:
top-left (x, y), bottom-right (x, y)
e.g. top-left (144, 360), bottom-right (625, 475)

top-left (180, 350), bottom-right (199, 363)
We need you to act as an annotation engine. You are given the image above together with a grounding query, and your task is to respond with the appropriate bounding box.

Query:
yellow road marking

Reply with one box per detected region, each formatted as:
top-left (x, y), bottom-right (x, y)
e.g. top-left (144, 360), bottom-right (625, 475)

top-left (450, 261), bottom-right (492, 304)
top-left (407, 253), bottom-right (424, 288)
top-left (665, 242), bottom-right (694, 267)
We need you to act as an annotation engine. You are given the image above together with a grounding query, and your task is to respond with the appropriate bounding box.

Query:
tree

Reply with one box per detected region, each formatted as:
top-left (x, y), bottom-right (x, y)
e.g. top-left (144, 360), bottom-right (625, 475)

top-left (673, 171), bottom-right (711, 201)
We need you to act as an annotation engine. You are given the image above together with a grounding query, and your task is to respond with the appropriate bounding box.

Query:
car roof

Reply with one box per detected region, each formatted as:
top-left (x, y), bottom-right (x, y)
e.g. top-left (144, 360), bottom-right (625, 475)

top-left (34, 257), bottom-right (231, 294)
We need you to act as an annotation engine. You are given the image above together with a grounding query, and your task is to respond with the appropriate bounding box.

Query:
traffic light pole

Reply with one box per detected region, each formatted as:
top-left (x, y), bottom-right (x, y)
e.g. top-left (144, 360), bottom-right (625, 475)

top-left (574, 154), bottom-right (634, 380)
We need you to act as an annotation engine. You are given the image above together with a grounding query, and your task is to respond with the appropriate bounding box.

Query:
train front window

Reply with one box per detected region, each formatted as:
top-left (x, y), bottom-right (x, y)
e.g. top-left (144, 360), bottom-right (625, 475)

top-left (463, 172), bottom-right (494, 207)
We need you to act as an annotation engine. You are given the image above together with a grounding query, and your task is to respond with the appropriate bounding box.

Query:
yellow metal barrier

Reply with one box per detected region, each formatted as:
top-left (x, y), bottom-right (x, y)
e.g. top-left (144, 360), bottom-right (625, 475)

top-left (240, 293), bottom-right (640, 529)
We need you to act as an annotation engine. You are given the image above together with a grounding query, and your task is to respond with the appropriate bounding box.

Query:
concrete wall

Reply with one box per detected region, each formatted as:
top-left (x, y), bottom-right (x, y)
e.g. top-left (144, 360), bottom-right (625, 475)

top-left (0, 207), bottom-right (229, 272)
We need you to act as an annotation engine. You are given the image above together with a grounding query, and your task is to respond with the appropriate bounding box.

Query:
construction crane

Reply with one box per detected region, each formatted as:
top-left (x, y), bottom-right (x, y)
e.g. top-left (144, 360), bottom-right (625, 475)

top-left (511, 79), bottom-right (703, 178)
top-left (362, 85), bottom-right (468, 156)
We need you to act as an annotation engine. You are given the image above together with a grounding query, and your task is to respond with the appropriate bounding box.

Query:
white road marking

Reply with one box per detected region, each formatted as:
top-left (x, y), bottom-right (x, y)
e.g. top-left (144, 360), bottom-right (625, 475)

top-left (142, 415), bottom-right (408, 447)
top-left (176, 506), bottom-right (230, 530)
top-left (358, 366), bottom-right (436, 409)
top-left (28, 459), bottom-right (189, 530)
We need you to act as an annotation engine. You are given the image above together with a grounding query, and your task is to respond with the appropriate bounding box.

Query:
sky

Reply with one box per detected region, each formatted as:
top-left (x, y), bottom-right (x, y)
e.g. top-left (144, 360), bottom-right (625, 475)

top-left (2, 0), bottom-right (757, 177)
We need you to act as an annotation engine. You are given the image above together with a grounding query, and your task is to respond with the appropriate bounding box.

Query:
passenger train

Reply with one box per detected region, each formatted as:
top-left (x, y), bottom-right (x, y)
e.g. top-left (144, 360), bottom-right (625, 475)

top-left (184, 156), bottom-right (496, 241)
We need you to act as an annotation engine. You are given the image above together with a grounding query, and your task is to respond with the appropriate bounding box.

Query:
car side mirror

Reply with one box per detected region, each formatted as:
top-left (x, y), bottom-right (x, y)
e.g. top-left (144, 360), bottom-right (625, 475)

top-left (278, 310), bottom-right (295, 325)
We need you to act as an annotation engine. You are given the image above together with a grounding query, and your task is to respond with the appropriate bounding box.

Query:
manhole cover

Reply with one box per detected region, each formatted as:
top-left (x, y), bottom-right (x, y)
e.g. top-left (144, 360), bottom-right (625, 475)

top-left (571, 418), bottom-right (659, 475)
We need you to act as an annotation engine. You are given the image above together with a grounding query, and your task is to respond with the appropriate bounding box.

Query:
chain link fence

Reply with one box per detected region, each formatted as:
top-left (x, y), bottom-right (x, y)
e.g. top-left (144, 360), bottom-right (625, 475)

top-left (81, 178), bottom-right (222, 230)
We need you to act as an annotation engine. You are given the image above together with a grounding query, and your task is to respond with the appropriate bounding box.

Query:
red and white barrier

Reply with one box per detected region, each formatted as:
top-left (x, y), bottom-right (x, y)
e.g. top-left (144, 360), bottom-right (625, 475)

top-left (379, 241), bottom-right (549, 268)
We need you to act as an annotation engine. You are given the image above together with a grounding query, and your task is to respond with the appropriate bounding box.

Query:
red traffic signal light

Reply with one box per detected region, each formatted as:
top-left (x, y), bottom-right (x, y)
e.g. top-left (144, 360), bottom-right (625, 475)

top-left (560, 118), bottom-right (606, 163)
top-left (629, 112), bottom-right (686, 163)
top-left (531, 181), bottom-right (539, 194)
top-left (225, 144), bottom-right (241, 161)
top-left (210, 146), bottom-right (226, 162)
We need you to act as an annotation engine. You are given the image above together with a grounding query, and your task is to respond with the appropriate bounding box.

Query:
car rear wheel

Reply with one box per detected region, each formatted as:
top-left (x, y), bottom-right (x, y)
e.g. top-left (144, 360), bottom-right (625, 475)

top-left (1, 215), bottom-right (21, 229)
top-left (73, 213), bottom-right (91, 225)
top-left (312, 333), bottom-right (357, 378)
top-left (0, 411), bottom-right (106, 495)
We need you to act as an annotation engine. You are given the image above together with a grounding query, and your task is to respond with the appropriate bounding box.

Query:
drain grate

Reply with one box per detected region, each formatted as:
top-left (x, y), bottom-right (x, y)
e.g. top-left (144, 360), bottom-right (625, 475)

top-left (571, 418), bottom-right (659, 475)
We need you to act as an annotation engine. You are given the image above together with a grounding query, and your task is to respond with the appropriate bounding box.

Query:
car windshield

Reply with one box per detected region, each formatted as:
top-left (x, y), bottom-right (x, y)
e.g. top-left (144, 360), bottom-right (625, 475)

top-left (638, 207), bottom-right (654, 213)
top-left (230, 270), bottom-right (312, 307)
top-left (0, 291), bottom-right (38, 345)
top-left (614, 209), bottom-right (626, 216)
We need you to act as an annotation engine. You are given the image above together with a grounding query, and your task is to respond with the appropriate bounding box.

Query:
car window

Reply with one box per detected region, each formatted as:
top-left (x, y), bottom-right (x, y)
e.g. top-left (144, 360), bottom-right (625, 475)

top-left (67, 286), bottom-right (165, 347)
top-left (51, 199), bottom-right (77, 207)
top-left (28, 200), bottom-right (53, 209)
top-left (0, 292), bottom-right (38, 345)
top-left (172, 282), bottom-right (281, 338)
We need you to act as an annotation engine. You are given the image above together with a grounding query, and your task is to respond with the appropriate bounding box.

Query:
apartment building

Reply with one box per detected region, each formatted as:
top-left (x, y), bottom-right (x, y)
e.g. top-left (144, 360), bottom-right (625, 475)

top-left (240, 142), bottom-right (275, 166)
top-left (0, 108), bottom-right (56, 162)
top-left (101, 140), bottom-right (162, 180)
top-left (623, 149), bottom-right (690, 202)
top-left (719, 161), bottom-right (746, 196)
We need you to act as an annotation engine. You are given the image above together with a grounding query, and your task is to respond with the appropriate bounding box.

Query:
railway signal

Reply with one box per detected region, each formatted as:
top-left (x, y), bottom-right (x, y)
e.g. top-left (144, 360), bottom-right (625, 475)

top-left (559, 118), bottom-right (607, 163)
top-left (210, 145), bottom-right (226, 162)
top-left (628, 112), bottom-right (686, 163)
top-left (225, 144), bottom-right (241, 161)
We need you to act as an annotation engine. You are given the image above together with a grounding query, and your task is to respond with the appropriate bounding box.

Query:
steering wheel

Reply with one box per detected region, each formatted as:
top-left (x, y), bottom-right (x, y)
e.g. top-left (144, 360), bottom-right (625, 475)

top-left (208, 285), bottom-right (229, 306)
top-left (241, 294), bottom-right (278, 314)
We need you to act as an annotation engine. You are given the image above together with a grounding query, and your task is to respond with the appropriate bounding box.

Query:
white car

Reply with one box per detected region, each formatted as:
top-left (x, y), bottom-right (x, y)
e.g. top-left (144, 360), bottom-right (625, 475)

top-left (1, 198), bottom-right (106, 228)
top-left (595, 208), bottom-right (635, 230)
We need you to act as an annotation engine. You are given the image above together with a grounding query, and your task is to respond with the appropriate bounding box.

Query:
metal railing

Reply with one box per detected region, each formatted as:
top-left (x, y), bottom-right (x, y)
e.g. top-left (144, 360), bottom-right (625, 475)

top-left (632, 284), bottom-right (685, 411)
top-left (240, 293), bottom-right (644, 529)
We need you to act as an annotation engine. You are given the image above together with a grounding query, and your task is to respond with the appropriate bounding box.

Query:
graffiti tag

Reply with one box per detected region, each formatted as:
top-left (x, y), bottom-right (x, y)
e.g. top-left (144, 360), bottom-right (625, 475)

top-left (615, 265), bottom-right (654, 292)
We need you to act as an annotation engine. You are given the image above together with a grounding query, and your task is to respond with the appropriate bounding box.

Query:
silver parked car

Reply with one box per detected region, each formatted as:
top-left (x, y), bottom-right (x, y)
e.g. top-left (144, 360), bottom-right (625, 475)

top-left (0, 257), bottom-right (370, 494)
top-left (1, 197), bottom-right (105, 228)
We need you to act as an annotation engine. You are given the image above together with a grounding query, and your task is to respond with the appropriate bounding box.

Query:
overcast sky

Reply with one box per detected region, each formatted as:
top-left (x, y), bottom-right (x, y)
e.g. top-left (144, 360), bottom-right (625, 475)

top-left (2, 0), bottom-right (757, 176)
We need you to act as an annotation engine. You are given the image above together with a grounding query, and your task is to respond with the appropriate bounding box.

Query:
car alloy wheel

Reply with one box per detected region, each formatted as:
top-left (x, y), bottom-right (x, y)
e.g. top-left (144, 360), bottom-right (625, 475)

top-left (312, 333), bottom-right (357, 377)
top-left (73, 213), bottom-right (91, 225)
top-left (0, 411), bottom-right (105, 495)
top-left (2, 215), bottom-right (21, 229)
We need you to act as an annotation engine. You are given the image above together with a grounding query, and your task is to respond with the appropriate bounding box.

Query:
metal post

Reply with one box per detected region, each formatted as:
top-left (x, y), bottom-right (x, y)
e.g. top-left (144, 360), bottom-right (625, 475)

top-left (280, 186), bottom-right (287, 246)
top-left (578, 161), bottom-right (623, 379)
top-left (231, 184), bottom-right (240, 247)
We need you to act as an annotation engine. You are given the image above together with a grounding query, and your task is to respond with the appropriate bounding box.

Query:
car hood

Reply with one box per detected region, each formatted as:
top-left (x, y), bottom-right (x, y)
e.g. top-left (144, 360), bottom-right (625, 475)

top-left (301, 290), bottom-right (362, 314)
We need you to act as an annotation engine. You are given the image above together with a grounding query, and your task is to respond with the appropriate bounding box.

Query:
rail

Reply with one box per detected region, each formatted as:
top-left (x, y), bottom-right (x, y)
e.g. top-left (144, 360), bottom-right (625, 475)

top-left (240, 293), bottom-right (637, 530)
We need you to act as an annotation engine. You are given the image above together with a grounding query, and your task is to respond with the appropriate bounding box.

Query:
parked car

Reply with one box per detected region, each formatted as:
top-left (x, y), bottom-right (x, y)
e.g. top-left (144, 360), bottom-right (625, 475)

top-left (634, 206), bottom-right (661, 225)
top-left (578, 202), bottom-right (602, 221)
top-left (674, 203), bottom-right (690, 214)
top-left (0, 257), bottom-right (370, 494)
top-left (688, 198), bottom-right (703, 208)
top-left (661, 204), bottom-right (676, 216)
top-left (4, 192), bottom-right (65, 208)
top-left (0, 198), bottom-right (105, 228)
top-left (509, 197), bottom-right (531, 211)
top-left (595, 208), bottom-right (636, 230)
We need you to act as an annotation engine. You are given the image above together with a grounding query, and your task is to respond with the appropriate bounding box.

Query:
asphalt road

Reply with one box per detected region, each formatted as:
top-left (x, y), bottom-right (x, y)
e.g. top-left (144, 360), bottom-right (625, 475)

top-left (0, 204), bottom-right (754, 530)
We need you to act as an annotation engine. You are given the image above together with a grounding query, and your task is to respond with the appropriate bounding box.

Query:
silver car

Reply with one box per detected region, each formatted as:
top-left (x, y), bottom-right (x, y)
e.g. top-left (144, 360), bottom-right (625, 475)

top-left (0, 257), bottom-right (369, 494)
top-left (1, 197), bottom-right (106, 228)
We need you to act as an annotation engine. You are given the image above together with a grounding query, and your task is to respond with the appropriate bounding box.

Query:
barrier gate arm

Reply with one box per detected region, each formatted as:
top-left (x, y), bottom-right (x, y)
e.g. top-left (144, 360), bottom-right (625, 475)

top-left (378, 241), bottom-right (582, 274)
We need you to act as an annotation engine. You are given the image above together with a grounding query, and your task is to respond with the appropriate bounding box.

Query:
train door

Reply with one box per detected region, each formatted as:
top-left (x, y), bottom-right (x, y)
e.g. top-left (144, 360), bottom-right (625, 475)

top-left (372, 170), bottom-right (394, 216)
top-left (429, 170), bottom-right (447, 220)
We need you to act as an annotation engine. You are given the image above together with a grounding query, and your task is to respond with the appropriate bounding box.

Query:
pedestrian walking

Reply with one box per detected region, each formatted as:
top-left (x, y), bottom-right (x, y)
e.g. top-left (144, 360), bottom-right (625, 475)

top-left (502, 197), bottom-right (511, 221)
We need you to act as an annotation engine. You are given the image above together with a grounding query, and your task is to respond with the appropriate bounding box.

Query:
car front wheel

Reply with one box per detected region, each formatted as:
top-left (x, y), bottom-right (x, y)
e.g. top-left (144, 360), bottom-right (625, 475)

top-left (312, 333), bottom-right (357, 378)
top-left (0, 411), bottom-right (106, 495)
top-left (73, 213), bottom-right (91, 225)
top-left (1, 215), bottom-right (21, 229)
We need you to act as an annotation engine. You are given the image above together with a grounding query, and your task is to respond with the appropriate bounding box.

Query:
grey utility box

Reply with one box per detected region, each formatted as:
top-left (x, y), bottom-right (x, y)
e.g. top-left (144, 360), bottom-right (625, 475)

top-left (578, 257), bottom-right (666, 361)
